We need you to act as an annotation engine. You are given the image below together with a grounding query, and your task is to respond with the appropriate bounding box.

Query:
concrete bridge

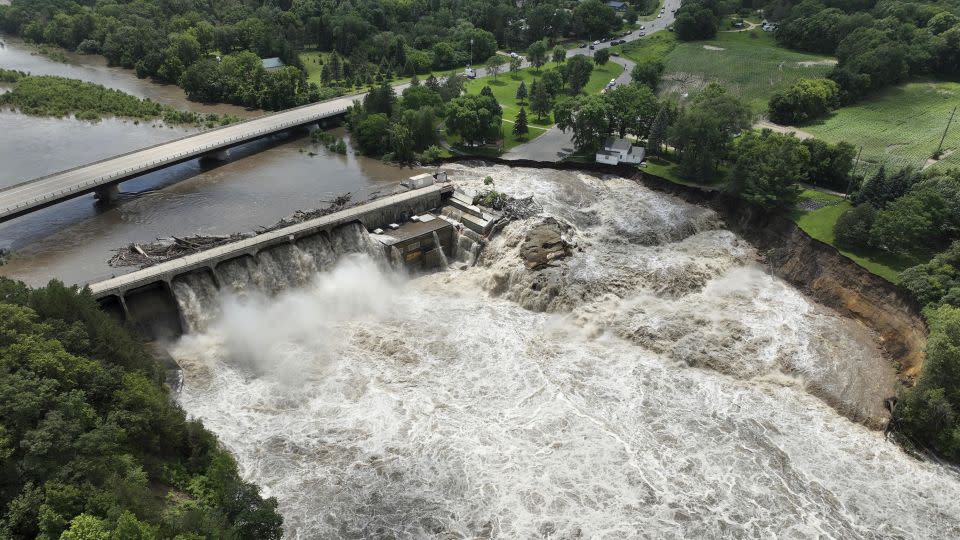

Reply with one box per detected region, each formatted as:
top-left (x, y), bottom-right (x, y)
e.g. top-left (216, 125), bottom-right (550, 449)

top-left (90, 181), bottom-right (455, 339)
top-left (0, 93), bottom-right (361, 223)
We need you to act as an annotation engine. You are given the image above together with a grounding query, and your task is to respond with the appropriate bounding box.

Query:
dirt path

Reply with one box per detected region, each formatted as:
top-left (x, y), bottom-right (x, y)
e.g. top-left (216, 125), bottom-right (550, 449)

top-left (754, 120), bottom-right (815, 140)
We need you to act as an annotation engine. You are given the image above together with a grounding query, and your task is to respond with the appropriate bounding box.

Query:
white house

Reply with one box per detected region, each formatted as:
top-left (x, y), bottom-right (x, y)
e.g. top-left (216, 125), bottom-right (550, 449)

top-left (595, 138), bottom-right (645, 165)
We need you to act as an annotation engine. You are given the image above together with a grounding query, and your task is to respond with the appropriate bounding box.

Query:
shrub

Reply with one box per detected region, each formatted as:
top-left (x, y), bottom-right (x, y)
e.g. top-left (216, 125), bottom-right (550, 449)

top-left (767, 78), bottom-right (840, 125)
top-left (833, 203), bottom-right (876, 249)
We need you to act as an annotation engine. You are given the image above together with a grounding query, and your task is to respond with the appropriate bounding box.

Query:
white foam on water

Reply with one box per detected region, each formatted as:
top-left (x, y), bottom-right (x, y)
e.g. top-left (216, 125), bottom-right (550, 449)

top-left (170, 166), bottom-right (960, 539)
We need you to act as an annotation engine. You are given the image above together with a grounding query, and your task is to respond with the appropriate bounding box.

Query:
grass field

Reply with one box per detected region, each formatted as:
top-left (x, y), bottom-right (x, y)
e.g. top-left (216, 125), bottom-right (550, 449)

top-left (787, 190), bottom-right (931, 283)
top-left (618, 32), bottom-right (678, 64)
top-left (464, 61), bottom-right (624, 150)
top-left (803, 80), bottom-right (960, 175)
top-left (658, 31), bottom-right (835, 113)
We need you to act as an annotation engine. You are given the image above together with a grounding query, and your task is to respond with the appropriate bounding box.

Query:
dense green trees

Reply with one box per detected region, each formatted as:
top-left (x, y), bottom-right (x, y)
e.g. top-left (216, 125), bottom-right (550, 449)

top-left (802, 138), bottom-right (857, 192)
top-left (605, 83), bottom-right (659, 138)
top-left (630, 60), bottom-right (665, 91)
top-left (668, 84), bottom-right (752, 183)
top-left (835, 169), bottom-right (960, 256)
top-left (594, 48), bottom-right (610, 66)
top-left (674, 0), bottom-right (720, 41)
top-left (0, 279), bottom-right (282, 538)
top-left (555, 94), bottom-right (612, 151)
top-left (527, 40), bottom-right (549, 72)
top-left (445, 93), bottom-right (503, 146)
top-left (572, 0), bottom-right (621, 39)
top-left (775, 0), bottom-right (960, 102)
top-left (729, 130), bottom-right (808, 209)
top-left (529, 79), bottom-right (553, 120)
top-left (0, 0), bottom-right (626, 109)
top-left (561, 55), bottom-right (595, 95)
top-left (0, 73), bottom-right (238, 127)
top-left (896, 304), bottom-right (960, 461)
top-left (347, 79), bottom-right (450, 161)
top-left (767, 78), bottom-right (840, 125)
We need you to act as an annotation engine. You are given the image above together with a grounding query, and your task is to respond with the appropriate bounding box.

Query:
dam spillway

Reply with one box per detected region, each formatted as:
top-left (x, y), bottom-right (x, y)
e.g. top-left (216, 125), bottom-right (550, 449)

top-left (90, 180), bottom-right (470, 339)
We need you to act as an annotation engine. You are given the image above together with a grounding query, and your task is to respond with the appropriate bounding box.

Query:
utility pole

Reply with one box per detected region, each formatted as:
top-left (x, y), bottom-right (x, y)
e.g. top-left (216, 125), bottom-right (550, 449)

top-left (935, 105), bottom-right (957, 159)
top-left (846, 145), bottom-right (863, 197)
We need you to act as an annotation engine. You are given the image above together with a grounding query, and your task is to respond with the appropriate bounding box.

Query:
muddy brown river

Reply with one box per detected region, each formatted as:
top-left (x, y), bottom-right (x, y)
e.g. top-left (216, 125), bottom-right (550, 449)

top-left (0, 36), bottom-right (422, 286)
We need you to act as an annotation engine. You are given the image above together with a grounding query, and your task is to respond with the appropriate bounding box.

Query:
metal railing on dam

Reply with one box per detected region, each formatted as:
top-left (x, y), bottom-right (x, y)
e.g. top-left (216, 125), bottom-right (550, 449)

top-left (0, 95), bottom-right (356, 223)
top-left (89, 183), bottom-right (452, 339)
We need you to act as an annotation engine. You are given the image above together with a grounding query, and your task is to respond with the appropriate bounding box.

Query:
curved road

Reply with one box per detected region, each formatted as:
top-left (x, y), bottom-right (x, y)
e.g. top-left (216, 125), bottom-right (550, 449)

top-left (504, 0), bottom-right (681, 161)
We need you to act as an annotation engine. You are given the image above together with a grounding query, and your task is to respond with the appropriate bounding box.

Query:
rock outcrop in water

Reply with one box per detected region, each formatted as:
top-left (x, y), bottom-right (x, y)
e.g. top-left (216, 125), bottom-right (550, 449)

top-left (519, 218), bottom-right (572, 270)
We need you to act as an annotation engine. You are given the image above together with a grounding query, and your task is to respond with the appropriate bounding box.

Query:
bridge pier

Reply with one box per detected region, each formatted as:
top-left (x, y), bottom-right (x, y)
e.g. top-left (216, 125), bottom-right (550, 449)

top-left (94, 184), bottom-right (120, 204)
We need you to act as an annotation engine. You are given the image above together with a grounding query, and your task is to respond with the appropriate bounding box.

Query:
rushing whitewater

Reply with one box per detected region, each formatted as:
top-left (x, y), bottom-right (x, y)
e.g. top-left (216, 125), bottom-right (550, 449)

top-left (171, 166), bottom-right (960, 538)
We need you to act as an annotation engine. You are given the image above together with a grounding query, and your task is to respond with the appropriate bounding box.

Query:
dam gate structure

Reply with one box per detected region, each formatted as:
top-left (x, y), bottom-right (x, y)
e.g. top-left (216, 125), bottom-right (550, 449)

top-left (90, 179), bottom-right (470, 340)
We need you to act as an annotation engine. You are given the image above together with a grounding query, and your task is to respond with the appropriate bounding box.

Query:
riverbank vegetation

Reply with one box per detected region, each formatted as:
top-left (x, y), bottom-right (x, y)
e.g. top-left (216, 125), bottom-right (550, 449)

top-left (0, 70), bottom-right (239, 127)
top-left (0, 278), bottom-right (283, 538)
top-left (0, 0), bottom-right (639, 110)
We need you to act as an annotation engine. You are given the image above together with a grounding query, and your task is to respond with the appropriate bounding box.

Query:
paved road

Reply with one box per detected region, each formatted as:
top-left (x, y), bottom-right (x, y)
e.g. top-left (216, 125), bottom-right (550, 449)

top-left (504, 0), bottom-right (681, 161)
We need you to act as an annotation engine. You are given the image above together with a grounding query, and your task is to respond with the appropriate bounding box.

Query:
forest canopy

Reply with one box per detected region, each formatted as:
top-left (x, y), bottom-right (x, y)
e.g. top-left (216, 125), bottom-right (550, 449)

top-left (0, 278), bottom-right (283, 539)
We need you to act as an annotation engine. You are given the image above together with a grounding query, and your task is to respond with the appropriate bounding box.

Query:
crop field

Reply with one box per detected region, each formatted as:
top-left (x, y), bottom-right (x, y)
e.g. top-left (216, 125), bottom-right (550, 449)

top-left (804, 81), bottom-right (960, 175)
top-left (659, 31), bottom-right (835, 113)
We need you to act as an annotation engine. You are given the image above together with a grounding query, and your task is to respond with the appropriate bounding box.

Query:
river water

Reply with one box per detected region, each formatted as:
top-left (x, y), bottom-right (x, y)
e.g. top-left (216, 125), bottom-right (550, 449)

top-left (0, 36), bottom-right (420, 286)
top-left (170, 166), bottom-right (960, 539)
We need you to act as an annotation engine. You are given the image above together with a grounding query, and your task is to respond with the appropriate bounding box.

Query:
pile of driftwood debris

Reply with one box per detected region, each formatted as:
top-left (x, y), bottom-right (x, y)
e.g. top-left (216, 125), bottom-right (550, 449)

top-left (109, 193), bottom-right (353, 269)
top-left (108, 233), bottom-right (250, 268)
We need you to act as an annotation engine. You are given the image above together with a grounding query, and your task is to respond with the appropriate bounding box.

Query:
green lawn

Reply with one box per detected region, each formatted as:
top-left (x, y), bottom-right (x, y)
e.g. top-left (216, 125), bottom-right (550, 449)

top-left (788, 192), bottom-right (925, 283)
top-left (659, 31), bottom-right (835, 113)
top-left (464, 61), bottom-right (624, 150)
top-left (618, 32), bottom-right (678, 64)
top-left (803, 80), bottom-right (960, 176)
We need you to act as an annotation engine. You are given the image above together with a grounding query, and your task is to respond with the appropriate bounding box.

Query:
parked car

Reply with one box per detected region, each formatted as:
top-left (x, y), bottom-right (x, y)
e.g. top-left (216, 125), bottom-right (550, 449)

top-left (639, 31), bottom-right (646, 36)
top-left (579, 42), bottom-right (587, 47)
top-left (609, 78), bottom-right (616, 86)
top-left (657, 13), bottom-right (662, 18)
top-left (589, 44), bottom-right (595, 50)
top-left (640, 24), bottom-right (645, 29)
top-left (592, 39), bottom-right (601, 45)
top-left (464, 67), bottom-right (477, 79)
top-left (509, 52), bottom-right (520, 58)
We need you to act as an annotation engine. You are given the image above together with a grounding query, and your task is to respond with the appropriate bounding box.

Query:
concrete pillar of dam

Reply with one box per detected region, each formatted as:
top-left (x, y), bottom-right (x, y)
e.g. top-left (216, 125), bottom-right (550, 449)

top-left (94, 184), bottom-right (120, 203)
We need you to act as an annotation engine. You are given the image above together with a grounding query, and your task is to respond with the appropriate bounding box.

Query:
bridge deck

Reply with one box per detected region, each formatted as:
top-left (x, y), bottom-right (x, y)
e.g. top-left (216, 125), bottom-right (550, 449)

top-left (0, 92), bottom-right (361, 223)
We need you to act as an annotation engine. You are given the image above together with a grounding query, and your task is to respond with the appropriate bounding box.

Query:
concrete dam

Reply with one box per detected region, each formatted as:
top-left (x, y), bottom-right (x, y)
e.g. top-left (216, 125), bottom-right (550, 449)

top-left (90, 172), bottom-right (495, 340)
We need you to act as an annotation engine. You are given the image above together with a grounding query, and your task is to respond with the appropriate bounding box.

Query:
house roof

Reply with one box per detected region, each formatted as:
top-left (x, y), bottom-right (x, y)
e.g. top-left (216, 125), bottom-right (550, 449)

top-left (606, 1), bottom-right (626, 8)
top-left (261, 57), bottom-right (285, 70)
top-left (628, 146), bottom-right (645, 156)
top-left (604, 138), bottom-right (632, 152)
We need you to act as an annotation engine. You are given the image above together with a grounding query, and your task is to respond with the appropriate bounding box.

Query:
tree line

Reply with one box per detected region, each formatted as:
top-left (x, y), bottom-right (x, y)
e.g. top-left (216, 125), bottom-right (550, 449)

top-left (0, 69), bottom-right (239, 127)
top-left (775, 0), bottom-right (960, 104)
top-left (0, 278), bottom-right (283, 539)
top-left (0, 0), bottom-right (654, 109)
